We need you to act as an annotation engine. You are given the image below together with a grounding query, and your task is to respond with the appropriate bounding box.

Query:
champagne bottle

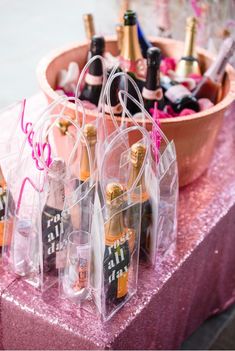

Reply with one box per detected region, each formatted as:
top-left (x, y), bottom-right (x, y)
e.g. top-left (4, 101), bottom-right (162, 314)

top-left (176, 17), bottom-right (201, 78)
top-left (125, 143), bottom-right (152, 259)
top-left (104, 183), bottom-right (130, 305)
top-left (79, 36), bottom-right (105, 106)
top-left (83, 13), bottom-right (95, 40)
top-left (119, 10), bottom-right (145, 114)
top-left (142, 47), bottom-right (165, 112)
top-left (104, 67), bottom-right (123, 116)
top-left (41, 158), bottom-right (69, 275)
top-left (193, 37), bottom-right (235, 103)
top-left (161, 76), bottom-right (200, 113)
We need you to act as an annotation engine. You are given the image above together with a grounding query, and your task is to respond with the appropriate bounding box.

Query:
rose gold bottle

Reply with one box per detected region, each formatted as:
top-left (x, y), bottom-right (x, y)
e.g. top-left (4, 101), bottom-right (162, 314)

top-left (41, 158), bottom-right (68, 274)
top-left (193, 37), bottom-right (235, 103)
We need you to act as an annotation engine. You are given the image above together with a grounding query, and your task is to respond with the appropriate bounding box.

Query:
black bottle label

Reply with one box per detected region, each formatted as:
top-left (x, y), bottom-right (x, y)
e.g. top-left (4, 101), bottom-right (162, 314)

top-left (0, 187), bottom-right (6, 221)
top-left (42, 205), bottom-right (69, 274)
top-left (104, 232), bottom-right (130, 305)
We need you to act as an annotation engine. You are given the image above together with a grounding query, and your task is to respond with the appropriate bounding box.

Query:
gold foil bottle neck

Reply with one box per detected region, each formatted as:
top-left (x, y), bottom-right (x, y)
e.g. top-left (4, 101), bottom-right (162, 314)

top-left (120, 11), bottom-right (143, 64)
top-left (83, 13), bottom-right (95, 40)
top-left (83, 123), bottom-right (97, 145)
top-left (106, 183), bottom-right (124, 205)
top-left (183, 16), bottom-right (197, 57)
top-left (130, 143), bottom-right (147, 168)
top-left (176, 16), bottom-right (201, 77)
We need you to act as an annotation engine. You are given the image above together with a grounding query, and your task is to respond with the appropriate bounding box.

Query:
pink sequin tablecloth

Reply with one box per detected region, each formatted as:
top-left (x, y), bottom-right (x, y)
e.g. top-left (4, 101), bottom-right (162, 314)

top-left (0, 95), bottom-right (235, 350)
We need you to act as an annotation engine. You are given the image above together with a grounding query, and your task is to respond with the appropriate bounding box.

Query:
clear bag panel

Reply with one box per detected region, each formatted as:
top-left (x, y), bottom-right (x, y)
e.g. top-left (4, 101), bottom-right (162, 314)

top-left (2, 158), bottom-right (42, 283)
top-left (157, 141), bottom-right (178, 254)
top-left (59, 180), bottom-right (96, 304)
top-left (92, 186), bottom-right (142, 322)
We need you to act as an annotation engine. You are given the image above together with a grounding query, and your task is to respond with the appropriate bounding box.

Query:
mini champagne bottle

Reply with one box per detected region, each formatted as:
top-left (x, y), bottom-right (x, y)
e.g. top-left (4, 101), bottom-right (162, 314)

top-left (104, 183), bottom-right (130, 305)
top-left (79, 124), bottom-right (97, 185)
top-left (41, 158), bottom-right (69, 275)
top-left (142, 47), bottom-right (165, 112)
top-left (125, 143), bottom-right (152, 259)
top-left (193, 37), bottom-right (235, 103)
top-left (176, 17), bottom-right (201, 78)
top-left (75, 124), bottom-right (97, 232)
top-left (79, 36), bottom-right (105, 106)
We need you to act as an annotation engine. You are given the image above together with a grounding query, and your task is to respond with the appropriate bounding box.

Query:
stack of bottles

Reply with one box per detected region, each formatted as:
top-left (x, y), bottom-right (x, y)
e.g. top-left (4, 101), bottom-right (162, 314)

top-left (55, 9), bottom-right (235, 119)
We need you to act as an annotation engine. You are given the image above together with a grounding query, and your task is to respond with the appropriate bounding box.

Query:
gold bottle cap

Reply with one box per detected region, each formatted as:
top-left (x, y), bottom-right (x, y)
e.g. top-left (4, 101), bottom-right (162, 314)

top-left (83, 13), bottom-right (95, 40)
top-left (130, 143), bottom-right (147, 168)
top-left (106, 182), bottom-right (124, 204)
top-left (186, 16), bottom-right (197, 32)
top-left (83, 123), bottom-right (97, 145)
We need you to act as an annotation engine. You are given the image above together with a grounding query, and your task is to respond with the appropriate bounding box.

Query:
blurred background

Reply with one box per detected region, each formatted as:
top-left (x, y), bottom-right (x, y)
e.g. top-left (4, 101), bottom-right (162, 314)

top-left (1, 0), bottom-right (235, 108)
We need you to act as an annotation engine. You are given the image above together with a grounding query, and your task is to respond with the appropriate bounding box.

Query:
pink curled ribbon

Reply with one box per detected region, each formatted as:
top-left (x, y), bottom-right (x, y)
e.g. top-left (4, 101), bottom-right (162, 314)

top-left (16, 99), bottom-right (52, 214)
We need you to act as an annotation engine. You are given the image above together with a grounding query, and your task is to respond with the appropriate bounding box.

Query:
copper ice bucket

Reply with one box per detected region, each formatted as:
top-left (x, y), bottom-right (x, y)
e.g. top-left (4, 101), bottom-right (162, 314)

top-left (37, 36), bottom-right (235, 187)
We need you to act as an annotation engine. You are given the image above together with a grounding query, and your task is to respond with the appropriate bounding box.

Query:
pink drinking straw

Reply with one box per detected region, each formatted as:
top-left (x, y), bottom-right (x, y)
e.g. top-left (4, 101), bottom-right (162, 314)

top-left (16, 99), bottom-right (53, 214)
top-left (190, 0), bottom-right (202, 18)
top-left (150, 102), bottom-right (162, 162)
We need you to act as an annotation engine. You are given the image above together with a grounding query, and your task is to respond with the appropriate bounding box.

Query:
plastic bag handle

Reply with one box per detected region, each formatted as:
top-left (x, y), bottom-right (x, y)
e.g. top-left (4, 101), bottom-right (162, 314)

top-left (32, 114), bottom-right (94, 181)
top-left (118, 89), bottom-right (170, 146)
top-left (75, 55), bottom-right (107, 108)
top-left (98, 70), bottom-right (146, 140)
top-left (99, 125), bottom-right (152, 197)
top-left (35, 95), bottom-right (86, 132)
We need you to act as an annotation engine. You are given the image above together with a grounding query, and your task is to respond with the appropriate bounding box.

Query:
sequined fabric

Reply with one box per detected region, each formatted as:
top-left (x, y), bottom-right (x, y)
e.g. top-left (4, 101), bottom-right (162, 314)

top-left (0, 96), bottom-right (235, 350)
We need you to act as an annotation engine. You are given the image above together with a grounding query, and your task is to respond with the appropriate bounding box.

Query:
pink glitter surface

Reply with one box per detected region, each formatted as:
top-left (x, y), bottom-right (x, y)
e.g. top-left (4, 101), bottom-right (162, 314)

top-left (1, 96), bottom-right (235, 350)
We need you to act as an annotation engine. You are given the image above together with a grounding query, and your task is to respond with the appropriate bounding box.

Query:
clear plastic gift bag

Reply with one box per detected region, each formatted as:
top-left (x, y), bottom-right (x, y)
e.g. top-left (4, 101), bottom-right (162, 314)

top-left (117, 88), bottom-right (179, 256)
top-left (92, 125), bottom-right (154, 321)
top-left (2, 100), bottom-right (90, 291)
top-left (58, 128), bottom-right (97, 306)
